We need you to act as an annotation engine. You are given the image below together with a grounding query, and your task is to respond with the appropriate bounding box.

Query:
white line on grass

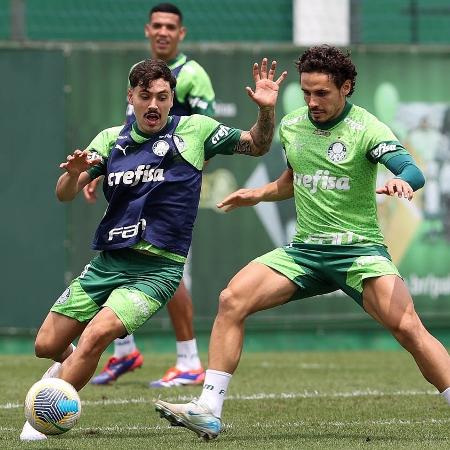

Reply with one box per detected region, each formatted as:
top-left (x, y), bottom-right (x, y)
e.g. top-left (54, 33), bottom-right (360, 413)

top-left (0, 388), bottom-right (438, 410)
top-left (2, 417), bottom-right (450, 434)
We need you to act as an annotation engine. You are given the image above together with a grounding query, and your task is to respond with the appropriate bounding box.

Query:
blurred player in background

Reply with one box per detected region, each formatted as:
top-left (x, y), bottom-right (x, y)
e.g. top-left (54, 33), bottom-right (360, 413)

top-left (87, 3), bottom-right (216, 388)
top-left (155, 45), bottom-right (450, 441)
top-left (20, 57), bottom-right (287, 441)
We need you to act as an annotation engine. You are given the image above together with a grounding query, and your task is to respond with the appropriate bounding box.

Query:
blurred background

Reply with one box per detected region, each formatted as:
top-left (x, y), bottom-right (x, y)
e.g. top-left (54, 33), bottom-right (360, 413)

top-left (2, 0), bottom-right (450, 353)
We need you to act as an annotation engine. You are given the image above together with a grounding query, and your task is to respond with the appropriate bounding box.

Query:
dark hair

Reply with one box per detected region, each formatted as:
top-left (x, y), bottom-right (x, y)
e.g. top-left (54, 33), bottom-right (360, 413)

top-left (129, 59), bottom-right (177, 90)
top-left (296, 45), bottom-right (357, 97)
top-left (149, 3), bottom-right (183, 22)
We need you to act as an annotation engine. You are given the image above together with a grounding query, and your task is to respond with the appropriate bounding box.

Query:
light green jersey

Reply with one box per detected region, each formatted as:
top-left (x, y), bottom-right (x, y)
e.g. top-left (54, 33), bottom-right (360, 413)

top-left (280, 102), bottom-right (404, 246)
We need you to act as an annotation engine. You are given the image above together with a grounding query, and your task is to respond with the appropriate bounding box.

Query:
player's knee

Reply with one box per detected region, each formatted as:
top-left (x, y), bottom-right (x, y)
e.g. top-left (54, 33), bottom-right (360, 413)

top-left (34, 338), bottom-right (59, 359)
top-left (390, 314), bottom-right (424, 350)
top-left (78, 325), bottom-right (115, 356)
top-left (218, 287), bottom-right (249, 319)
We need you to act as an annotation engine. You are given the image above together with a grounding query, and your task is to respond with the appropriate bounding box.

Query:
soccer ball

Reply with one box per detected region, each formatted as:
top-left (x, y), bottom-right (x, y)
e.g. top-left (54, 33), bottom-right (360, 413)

top-left (24, 378), bottom-right (81, 435)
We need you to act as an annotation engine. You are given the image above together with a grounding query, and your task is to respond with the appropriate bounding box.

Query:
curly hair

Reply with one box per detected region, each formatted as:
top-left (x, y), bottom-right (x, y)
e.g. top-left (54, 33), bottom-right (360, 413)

top-left (296, 45), bottom-right (357, 97)
top-left (129, 59), bottom-right (176, 90)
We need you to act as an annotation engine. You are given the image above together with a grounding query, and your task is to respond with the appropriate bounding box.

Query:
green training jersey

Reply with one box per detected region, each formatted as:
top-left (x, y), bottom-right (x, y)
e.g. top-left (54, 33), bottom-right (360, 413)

top-left (280, 102), bottom-right (405, 247)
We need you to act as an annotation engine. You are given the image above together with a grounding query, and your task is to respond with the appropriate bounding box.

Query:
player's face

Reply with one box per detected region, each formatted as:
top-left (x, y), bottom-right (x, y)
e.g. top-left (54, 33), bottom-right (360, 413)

top-left (145, 12), bottom-right (186, 61)
top-left (300, 72), bottom-right (351, 123)
top-left (128, 79), bottom-right (174, 134)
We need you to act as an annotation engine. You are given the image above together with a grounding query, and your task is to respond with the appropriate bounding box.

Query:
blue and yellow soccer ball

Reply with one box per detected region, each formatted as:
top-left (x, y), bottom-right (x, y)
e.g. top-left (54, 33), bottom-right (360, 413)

top-left (24, 378), bottom-right (81, 435)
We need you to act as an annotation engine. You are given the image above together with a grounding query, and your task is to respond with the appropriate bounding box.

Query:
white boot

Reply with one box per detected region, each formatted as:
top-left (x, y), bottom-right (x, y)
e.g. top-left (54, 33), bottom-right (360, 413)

top-left (20, 360), bottom-right (63, 441)
top-left (20, 421), bottom-right (47, 441)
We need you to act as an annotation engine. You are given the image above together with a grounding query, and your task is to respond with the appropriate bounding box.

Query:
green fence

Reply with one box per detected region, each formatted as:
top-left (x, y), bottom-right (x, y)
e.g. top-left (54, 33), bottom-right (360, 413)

top-left (2, 43), bottom-right (450, 344)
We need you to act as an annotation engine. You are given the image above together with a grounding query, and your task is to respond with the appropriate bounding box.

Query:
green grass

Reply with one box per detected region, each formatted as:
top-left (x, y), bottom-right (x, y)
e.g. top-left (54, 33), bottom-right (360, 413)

top-left (1, 351), bottom-right (448, 449)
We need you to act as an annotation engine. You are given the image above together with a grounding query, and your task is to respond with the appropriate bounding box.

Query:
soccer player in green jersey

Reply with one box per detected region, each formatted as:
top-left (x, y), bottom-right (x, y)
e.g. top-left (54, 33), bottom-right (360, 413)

top-left (86, 3), bottom-right (216, 388)
top-left (155, 45), bottom-right (450, 441)
top-left (19, 58), bottom-right (287, 442)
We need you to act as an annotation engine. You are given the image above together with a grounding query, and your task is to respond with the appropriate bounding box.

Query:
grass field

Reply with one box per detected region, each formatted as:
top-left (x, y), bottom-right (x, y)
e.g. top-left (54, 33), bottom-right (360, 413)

top-left (1, 350), bottom-right (448, 449)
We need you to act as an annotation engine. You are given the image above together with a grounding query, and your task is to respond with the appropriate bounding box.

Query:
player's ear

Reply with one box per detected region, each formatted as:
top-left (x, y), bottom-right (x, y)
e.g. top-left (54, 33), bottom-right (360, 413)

top-left (127, 88), bottom-right (133, 105)
top-left (342, 79), bottom-right (351, 96)
top-left (144, 23), bottom-right (150, 38)
top-left (179, 26), bottom-right (186, 42)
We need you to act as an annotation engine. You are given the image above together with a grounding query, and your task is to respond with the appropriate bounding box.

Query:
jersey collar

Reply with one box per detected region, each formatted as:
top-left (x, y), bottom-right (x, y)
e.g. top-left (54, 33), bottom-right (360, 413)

top-left (167, 53), bottom-right (187, 70)
top-left (131, 116), bottom-right (173, 143)
top-left (308, 101), bottom-right (353, 130)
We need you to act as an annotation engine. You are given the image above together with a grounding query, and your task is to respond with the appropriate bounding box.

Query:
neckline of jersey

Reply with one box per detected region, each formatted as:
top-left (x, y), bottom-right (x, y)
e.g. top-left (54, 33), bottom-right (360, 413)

top-left (308, 101), bottom-right (353, 130)
top-left (131, 116), bottom-right (174, 142)
top-left (167, 53), bottom-right (187, 70)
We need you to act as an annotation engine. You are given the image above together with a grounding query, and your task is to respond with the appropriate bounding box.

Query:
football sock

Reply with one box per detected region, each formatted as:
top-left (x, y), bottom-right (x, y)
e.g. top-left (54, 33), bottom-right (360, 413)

top-left (175, 339), bottom-right (202, 371)
top-left (441, 387), bottom-right (450, 405)
top-left (198, 369), bottom-right (232, 418)
top-left (113, 335), bottom-right (137, 358)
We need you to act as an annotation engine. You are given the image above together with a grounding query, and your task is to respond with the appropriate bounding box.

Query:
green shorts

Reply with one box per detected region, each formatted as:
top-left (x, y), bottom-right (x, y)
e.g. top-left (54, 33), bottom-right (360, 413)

top-left (51, 248), bottom-right (184, 334)
top-left (253, 243), bottom-right (400, 307)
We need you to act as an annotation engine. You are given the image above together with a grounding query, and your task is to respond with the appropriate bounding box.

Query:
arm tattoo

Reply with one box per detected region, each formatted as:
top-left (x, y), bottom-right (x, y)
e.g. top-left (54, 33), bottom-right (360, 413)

top-left (250, 107), bottom-right (275, 155)
top-left (234, 139), bottom-right (253, 154)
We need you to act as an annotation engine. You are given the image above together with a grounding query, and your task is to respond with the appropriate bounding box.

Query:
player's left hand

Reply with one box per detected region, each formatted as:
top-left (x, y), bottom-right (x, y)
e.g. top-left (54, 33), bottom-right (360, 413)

top-left (376, 178), bottom-right (414, 201)
top-left (246, 58), bottom-right (287, 108)
top-left (217, 188), bottom-right (262, 212)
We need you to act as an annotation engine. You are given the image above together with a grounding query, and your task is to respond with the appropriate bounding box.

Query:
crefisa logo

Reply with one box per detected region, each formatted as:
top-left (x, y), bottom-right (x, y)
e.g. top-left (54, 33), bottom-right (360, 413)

top-left (152, 140), bottom-right (170, 156)
top-left (327, 141), bottom-right (347, 163)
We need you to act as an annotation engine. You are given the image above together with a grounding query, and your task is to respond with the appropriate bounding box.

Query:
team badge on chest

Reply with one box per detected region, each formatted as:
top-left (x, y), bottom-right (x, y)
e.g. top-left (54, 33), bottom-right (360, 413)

top-left (327, 141), bottom-right (347, 163)
top-left (152, 140), bottom-right (170, 157)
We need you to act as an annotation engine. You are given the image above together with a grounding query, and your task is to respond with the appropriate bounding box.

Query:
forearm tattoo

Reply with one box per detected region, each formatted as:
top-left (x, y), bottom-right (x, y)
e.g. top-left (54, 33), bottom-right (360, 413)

top-left (234, 139), bottom-right (253, 154)
top-left (250, 107), bottom-right (275, 154)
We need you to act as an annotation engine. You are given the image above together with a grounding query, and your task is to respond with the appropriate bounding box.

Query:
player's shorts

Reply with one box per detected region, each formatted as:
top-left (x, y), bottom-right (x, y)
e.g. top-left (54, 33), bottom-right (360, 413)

top-left (51, 248), bottom-right (184, 334)
top-left (253, 243), bottom-right (400, 307)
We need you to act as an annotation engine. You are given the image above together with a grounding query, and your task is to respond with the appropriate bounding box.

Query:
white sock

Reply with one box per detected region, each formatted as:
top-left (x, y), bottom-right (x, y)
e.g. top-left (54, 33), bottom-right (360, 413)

top-left (198, 369), bottom-right (232, 418)
top-left (114, 335), bottom-right (136, 358)
top-left (175, 339), bottom-right (202, 371)
top-left (441, 387), bottom-right (450, 405)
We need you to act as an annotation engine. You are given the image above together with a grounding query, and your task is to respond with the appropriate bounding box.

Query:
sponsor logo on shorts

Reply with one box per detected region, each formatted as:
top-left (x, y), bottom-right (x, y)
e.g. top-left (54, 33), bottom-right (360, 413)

top-left (108, 219), bottom-right (146, 242)
top-left (293, 170), bottom-right (350, 194)
top-left (107, 165), bottom-right (165, 186)
top-left (129, 291), bottom-right (150, 317)
top-left (152, 140), bottom-right (170, 156)
top-left (327, 141), bottom-right (347, 163)
top-left (55, 287), bottom-right (71, 306)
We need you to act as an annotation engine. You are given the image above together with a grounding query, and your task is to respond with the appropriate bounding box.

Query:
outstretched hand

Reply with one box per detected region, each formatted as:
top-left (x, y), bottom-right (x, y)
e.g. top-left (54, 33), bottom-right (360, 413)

top-left (60, 150), bottom-right (102, 176)
top-left (376, 178), bottom-right (414, 201)
top-left (217, 188), bottom-right (262, 212)
top-left (246, 58), bottom-right (288, 108)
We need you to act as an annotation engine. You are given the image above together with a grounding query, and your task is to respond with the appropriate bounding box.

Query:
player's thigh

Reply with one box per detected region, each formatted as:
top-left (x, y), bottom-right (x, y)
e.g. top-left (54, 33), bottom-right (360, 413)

top-left (36, 311), bottom-right (86, 355)
top-left (105, 259), bottom-right (184, 335)
top-left (363, 275), bottom-right (417, 329)
top-left (225, 261), bottom-right (298, 314)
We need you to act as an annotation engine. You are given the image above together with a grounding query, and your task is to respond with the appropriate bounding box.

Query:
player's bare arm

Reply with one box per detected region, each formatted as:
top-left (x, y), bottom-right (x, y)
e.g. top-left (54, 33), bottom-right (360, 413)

top-left (217, 169), bottom-right (294, 212)
top-left (235, 58), bottom-right (287, 156)
top-left (56, 150), bottom-right (102, 202)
